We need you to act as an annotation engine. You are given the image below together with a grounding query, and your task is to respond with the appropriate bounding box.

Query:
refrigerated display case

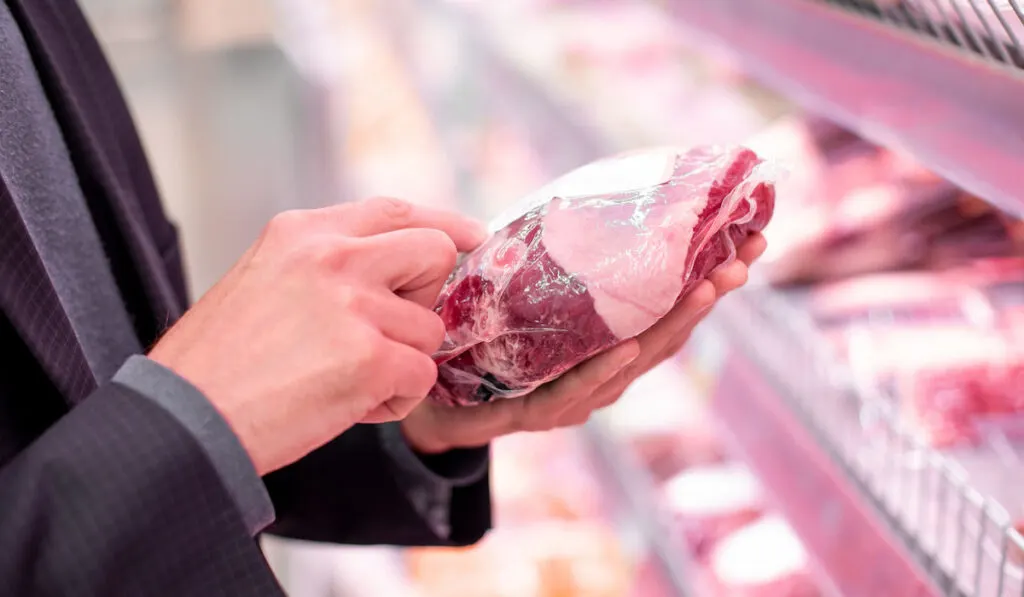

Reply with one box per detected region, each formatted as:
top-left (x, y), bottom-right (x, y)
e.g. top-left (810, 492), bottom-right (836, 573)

top-left (275, 0), bottom-right (1024, 595)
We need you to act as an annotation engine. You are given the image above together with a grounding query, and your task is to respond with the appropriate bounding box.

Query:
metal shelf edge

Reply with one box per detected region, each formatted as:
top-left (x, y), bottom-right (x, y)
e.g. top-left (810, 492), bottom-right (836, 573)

top-left (666, 0), bottom-right (1024, 218)
top-left (711, 348), bottom-right (941, 596)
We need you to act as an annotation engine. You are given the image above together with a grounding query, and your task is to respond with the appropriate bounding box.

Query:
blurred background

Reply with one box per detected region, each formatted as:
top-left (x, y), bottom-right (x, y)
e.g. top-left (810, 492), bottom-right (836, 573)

top-left (81, 0), bottom-right (1024, 595)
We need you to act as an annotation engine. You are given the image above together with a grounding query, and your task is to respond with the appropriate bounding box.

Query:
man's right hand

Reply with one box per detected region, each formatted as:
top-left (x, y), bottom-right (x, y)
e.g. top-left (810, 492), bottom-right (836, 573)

top-left (148, 197), bottom-right (487, 476)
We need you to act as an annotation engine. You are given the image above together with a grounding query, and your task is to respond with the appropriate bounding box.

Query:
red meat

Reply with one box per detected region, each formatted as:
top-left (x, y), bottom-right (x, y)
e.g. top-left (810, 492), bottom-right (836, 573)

top-left (430, 147), bottom-right (775, 406)
top-left (660, 463), bottom-right (765, 558)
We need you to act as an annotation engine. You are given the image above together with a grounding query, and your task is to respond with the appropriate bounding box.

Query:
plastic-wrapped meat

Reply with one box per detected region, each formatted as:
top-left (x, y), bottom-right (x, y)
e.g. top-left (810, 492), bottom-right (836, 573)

top-left (809, 257), bottom-right (1024, 330)
top-left (900, 351), bottom-right (1024, 447)
top-left (628, 427), bottom-right (724, 484)
top-left (964, 258), bottom-right (1024, 314)
top-left (430, 146), bottom-right (776, 406)
top-left (660, 463), bottom-right (765, 557)
top-left (705, 516), bottom-right (819, 597)
top-left (747, 117), bottom-right (883, 269)
top-left (808, 271), bottom-right (976, 328)
top-left (840, 324), bottom-right (1024, 446)
top-left (768, 182), bottom-right (962, 286)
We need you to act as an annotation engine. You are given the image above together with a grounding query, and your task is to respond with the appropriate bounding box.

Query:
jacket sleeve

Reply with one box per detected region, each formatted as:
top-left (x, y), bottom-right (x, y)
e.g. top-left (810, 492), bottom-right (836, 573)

top-left (0, 382), bottom-right (284, 597)
top-left (263, 424), bottom-right (493, 547)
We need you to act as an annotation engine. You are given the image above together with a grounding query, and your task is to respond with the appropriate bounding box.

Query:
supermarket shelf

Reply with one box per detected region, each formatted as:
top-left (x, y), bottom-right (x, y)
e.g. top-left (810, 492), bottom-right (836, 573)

top-left (708, 288), bottom-right (1024, 596)
top-left (379, 1), bottom-right (1024, 595)
top-left (706, 319), bottom-right (938, 596)
top-left (584, 422), bottom-right (699, 597)
top-left (664, 0), bottom-right (1024, 218)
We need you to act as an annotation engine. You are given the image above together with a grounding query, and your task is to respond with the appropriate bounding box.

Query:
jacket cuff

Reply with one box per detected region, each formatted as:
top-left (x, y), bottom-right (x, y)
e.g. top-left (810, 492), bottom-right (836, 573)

top-left (112, 355), bottom-right (275, 536)
top-left (378, 423), bottom-right (489, 539)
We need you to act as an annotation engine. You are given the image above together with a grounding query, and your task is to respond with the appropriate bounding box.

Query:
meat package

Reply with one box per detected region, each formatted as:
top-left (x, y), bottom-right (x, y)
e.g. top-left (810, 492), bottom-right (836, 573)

top-left (753, 117), bottom-right (1024, 286)
top-left (811, 260), bottom-right (1024, 447)
top-left (429, 146), bottom-right (776, 406)
top-left (703, 516), bottom-right (819, 597)
top-left (660, 463), bottom-right (765, 558)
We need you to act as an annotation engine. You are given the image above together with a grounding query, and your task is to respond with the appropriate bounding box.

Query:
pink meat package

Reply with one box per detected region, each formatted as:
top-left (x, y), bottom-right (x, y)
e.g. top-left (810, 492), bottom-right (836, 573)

top-left (429, 146), bottom-right (778, 406)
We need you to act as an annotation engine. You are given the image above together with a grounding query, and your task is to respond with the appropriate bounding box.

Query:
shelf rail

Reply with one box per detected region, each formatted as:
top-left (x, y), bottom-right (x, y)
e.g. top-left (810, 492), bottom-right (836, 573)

top-left (711, 285), bottom-right (1024, 596)
top-left (664, 0), bottom-right (1024, 219)
top-left (822, 0), bottom-right (1024, 71)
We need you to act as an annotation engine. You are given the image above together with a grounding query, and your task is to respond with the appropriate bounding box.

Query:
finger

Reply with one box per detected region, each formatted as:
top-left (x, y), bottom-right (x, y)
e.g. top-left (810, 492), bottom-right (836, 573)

top-left (330, 197), bottom-right (488, 252)
top-left (352, 228), bottom-right (458, 307)
top-left (377, 342), bottom-right (438, 420)
top-left (361, 395), bottom-right (423, 424)
top-left (738, 233), bottom-right (768, 266)
top-left (557, 369), bottom-right (634, 427)
top-left (360, 291), bottom-right (446, 354)
top-left (654, 313), bottom-right (707, 362)
top-left (708, 259), bottom-right (749, 297)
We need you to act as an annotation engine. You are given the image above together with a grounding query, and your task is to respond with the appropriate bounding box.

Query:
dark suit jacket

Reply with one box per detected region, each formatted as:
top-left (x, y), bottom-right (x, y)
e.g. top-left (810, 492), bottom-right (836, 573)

top-left (0, 2), bottom-right (490, 595)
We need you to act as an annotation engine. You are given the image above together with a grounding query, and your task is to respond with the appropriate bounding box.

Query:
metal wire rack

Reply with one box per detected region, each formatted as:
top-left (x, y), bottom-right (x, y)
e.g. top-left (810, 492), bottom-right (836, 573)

top-left (819, 0), bottom-right (1024, 70)
top-left (713, 284), bottom-right (1024, 596)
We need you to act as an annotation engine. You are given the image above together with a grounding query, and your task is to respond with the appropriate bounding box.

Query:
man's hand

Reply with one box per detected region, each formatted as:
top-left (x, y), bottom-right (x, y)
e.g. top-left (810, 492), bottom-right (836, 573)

top-left (400, 234), bottom-right (768, 454)
top-left (149, 197), bottom-right (486, 476)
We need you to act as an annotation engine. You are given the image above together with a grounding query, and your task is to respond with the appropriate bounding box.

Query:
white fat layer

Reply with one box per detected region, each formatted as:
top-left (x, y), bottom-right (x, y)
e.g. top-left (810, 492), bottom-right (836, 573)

top-left (662, 464), bottom-right (763, 516)
top-left (711, 516), bottom-right (809, 586)
top-left (540, 147), bottom-right (762, 340)
top-left (542, 194), bottom-right (703, 339)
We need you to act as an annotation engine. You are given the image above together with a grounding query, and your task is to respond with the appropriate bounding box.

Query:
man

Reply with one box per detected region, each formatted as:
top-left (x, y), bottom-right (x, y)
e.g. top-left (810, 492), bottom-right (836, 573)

top-left (0, 1), bottom-right (765, 595)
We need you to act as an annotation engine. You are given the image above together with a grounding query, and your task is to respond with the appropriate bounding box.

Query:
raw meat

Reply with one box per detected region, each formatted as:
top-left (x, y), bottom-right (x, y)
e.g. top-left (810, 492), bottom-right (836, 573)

top-left (430, 146), bottom-right (776, 406)
top-left (660, 463), bottom-right (765, 557)
top-left (809, 271), bottom-right (974, 327)
top-left (835, 324), bottom-right (1024, 446)
top-left (705, 515), bottom-right (819, 597)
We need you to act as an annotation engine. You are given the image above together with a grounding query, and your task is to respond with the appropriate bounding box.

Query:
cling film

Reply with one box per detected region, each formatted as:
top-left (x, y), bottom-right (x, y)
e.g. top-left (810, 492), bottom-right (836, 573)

top-left (429, 145), bottom-right (779, 407)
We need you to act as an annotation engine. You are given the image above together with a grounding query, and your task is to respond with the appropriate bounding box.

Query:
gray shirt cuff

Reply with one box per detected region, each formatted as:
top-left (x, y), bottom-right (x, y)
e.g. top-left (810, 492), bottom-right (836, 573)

top-left (378, 423), bottom-right (489, 540)
top-left (112, 355), bottom-right (275, 536)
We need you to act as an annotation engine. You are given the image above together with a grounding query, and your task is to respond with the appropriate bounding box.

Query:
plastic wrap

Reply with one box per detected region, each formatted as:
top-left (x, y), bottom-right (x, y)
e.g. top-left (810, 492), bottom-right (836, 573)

top-left (703, 516), bottom-right (820, 597)
top-left (659, 463), bottom-right (765, 558)
top-left (429, 146), bottom-right (777, 406)
top-left (756, 116), bottom-right (1023, 287)
top-left (818, 261), bottom-right (1024, 447)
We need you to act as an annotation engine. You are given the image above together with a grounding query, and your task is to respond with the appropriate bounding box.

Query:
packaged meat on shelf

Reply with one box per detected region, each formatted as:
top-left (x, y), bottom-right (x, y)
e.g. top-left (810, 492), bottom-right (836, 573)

top-left (306, 0), bottom-right (1024, 593)
top-left (739, 115), bottom-right (1024, 448)
top-left (593, 359), bottom-right (829, 597)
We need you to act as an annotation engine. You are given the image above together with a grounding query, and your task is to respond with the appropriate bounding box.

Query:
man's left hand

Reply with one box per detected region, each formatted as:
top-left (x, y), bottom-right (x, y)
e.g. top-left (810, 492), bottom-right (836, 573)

top-left (400, 233), bottom-right (768, 454)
